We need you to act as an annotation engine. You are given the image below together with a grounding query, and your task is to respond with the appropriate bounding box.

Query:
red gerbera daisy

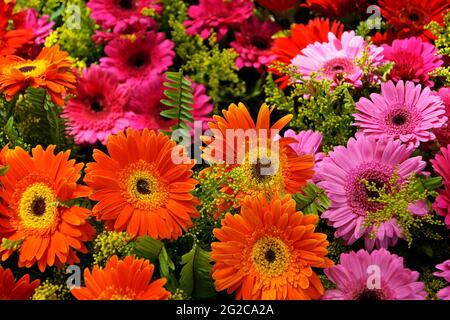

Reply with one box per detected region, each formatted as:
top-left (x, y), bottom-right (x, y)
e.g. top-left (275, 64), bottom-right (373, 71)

top-left (0, 266), bottom-right (40, 300)
top-left (303, 0), bottom-right (369, 19)
top-left (379, 0), bottom-right (450, 41)
top-left (255, 0), bottom-right (299, 12)
top-left (270, 18), bottom-right (344, 89)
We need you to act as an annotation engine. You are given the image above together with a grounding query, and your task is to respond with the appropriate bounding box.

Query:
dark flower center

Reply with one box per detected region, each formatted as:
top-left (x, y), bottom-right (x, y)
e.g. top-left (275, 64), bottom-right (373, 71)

top-left (408, 13), bottom-right (421, 22)
top-left (91, 100), bottom-right (104, 112)
top-left (251, 158), bottom-right (273, 181)
top-left (19, 66), bottom-right (36, 73)
top-left (364, 178), bottom-right (385, 199)
top-left (355, 289), bottom-right (384, 300)
top-left (129, 52), bottom-right (149, 69)
top-left (392, 113), bottom-right (407, 126)
top-left (252, 38), bottom-right (269, 50)
top-left (332, 65), bottom-right (345, 72)
top-left (136, 179), bottom-right (151, 195)
top-left (31, 197), bottom-right (46, 216)
top-left (265, 248), bottom-right (276, 263)
top-left (118, 0), bottom-right (133, 10)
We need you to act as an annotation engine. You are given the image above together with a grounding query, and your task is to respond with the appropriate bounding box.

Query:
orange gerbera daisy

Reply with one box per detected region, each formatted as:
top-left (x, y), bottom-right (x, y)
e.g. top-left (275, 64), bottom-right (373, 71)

top-left (203, 103), bottom-right (314, 216)
top-left (211, 193), bottom-right (333, 300)
top-left (0, 266), bottom-right (40, 300)
top-left (71, 255), bottom-right (170, 300)
top-left (0, 145), bottom-right (95, 272)
top-left (84, 128), bottom-right (199, 240)
top-left (0, 45), bottom-right (76, 106)
top-left (270, 18), bottom-right (344, 89)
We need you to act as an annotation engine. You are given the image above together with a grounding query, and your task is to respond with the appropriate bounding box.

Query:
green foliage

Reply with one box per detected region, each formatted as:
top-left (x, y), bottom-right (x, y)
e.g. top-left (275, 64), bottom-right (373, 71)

top-left (32, 280), bottom-right (65, 300)
top-left (179, 242), bottom-right (215, 299)
top-left (92, 231), bottom-right (134, 266)
top-left (165, 0), bottom-right (245, 108)
top-left (292, 183), bottom-right (331, 215)
top-left (160, 70), bottom-right (195, 134)
top-left (134, 236), bottom-right (177, 290)
top-left (427, 11), bottom-right (450, 85)
top-left (43, 0), bottom-right (102, 64)
top-left (363, 173), bottom-right (444, 247)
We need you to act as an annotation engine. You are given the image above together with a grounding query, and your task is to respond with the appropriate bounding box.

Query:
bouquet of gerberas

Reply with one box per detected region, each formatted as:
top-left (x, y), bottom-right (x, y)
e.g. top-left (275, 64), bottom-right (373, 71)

top-left (0, 0), bottom-right (449, 301)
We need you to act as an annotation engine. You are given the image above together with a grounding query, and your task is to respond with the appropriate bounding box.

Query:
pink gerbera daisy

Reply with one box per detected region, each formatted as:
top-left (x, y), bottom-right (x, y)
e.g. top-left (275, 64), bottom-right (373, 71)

top-left (323, 249), bottom-right (427, 300)
top-left (87, 0), bottom-right (161, 30)
top-left (184, 0), bottom-right (254, 40)
top-left (354, 80), bottom-right (447, 148)
top-left (231, 17), bottom-right (280, 71)
top-left (315, 136), bottom-right (426, 250)
top-left (13, 9), bottom-right (54, 46)
top-left (100, 31), bottom-right (175, 87)
top-left (434, 87), bottom-right (450, 146)
top-left (431, 145), bottom-right (450, 229)
top-left (290, 31), bottom-right (384, 88)
top-left (382, 37), bottom-right (443, 87)
top-left (434, 260), bottom-right (450, 300)
top-left (63, 66), bottom-right (135, 145)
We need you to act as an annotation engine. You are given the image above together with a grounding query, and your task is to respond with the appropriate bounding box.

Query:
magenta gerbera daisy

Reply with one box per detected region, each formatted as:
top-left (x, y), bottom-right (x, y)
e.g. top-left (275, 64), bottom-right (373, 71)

top-left (290, 31), bottom-right (384, 88)
top-left (323, 249), bottom-right (427, 300)
top-left (431, 145), bottom-right (450, 229)
top-left (434, 260), bottom-right (450, 300)
top-left (354, 80), bottom-right (447, 148)
top-left (382, 37), bottom-right (443, 87)
top-left (100, 31), bottom-right (175, 87)
top-left (434, 87), bottom-right (450, 146)
top-left (315, 136), bottom-right (426, 250)
top-left (230, 17), bottom-right (280, 71)
top-left (184, 0), bottom-right (254, 40)
top-left (63, 66), bottom-right (135, 145)
top-left (87, 0), bottom-right (161, 30)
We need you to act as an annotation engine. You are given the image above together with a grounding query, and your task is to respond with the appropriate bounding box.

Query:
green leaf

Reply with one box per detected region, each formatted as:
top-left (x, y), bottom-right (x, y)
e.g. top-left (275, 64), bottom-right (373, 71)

top-left (158, 245), bottom-right (175, 278)
top-left (292, 183), bottom-right (330, 215)
top-left (134, 236), bottom-right (164, 262)
top-left (0, 165), bottom-right (8, 176)
top-left (179, 243), bottom-right (215, 299)
top-left (159, 69), bottom-right (195, 135)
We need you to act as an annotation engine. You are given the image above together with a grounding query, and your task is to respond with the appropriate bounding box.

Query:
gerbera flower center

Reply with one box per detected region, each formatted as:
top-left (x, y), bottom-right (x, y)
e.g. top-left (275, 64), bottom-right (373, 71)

top-left (90, 100), bottom-right (104, 112)
top-left (12, 61), bottom-right (47, 78)
top-left (345, 162), bottom-right (393, 215)
top-left (99, 286), bottom-right (136, 300)
top-left (251, 37), bottom-right (269, 50)
top-left (323, 57), bottom-right (356, 78)
top-left (251, 157), bottom-right (274, 182)
top-left (18, 183), bottom-right (58, 230)
top-left (128, 52), bottom-right (149, 69)
top-left (19, 66), bottom-right (36, 73)
top-left (252, 236), bottom-right (290, 277)
top-left (119, 160), bottom-right (169, 211)
top-left (118, 0), bottom-right (134, 10)
top-left (354, 288), bottom-right (385, 300)
top-left (383, 105), bottom-right (421, 135)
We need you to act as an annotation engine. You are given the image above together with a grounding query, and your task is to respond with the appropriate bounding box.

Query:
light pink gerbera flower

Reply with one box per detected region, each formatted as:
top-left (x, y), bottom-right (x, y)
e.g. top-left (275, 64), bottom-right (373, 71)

top-left (434, 260), bottom-right (450, 300)
top-left (323, 249), bottom-right (427, 300)
top-left (354, 80), bottom-right (447, 148)
top-left (315, 136), bottom-right (426, 250)
top-left (13, 9), bottom-right (54, 45)
top-left (434, 87), bottom-right (450, 146)
top-left (63, 66), bottom-right (135, 145)
top-left (382, 37), bottom-right (443, 87)
top-left (230, 17), bottom-right (280, 71)
top-left (431, 145), bottom-right (450, 229)
top-left (100, 31), bottom-right (175, 87)
top-left (87, 0), bottom-right (161, 30)
top-left (184, 0), bottom-right (254, 40)
top-left (290, 31), bottom-right (384, 88)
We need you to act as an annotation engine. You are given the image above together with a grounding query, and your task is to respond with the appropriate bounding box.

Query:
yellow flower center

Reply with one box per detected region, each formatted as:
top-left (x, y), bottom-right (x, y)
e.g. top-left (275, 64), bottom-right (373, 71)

top-left (120, 160), bottom-right (169, 211)
top-left (236, 145), bottom-right (283, 194)
top-left (99, 287), bottom-right (136, 300)
top-left (18, 183), bottom-right (57, 231)
top-left (251, 236), bottom-right (290, 277)
top-left (13, 60), bottom-right (48, 78)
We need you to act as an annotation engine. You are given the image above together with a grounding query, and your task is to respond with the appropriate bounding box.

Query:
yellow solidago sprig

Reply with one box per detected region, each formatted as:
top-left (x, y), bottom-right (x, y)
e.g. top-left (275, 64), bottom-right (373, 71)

top-left (363, 173), bottom-right (444, 247)
top-left (92, 231), bottom-right (135, 266)
top-left (427, 11), bottom-right (450, 84)
top-left (32, 280), bottom-right (65, 300)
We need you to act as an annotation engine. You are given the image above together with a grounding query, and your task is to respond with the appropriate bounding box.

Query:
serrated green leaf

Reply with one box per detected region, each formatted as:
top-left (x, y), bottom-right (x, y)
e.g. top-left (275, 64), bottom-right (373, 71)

top-left (179, 244), bottom-right (215, 299)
